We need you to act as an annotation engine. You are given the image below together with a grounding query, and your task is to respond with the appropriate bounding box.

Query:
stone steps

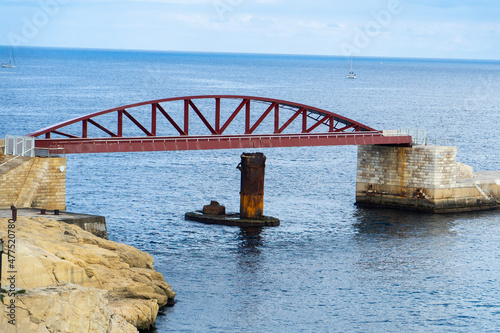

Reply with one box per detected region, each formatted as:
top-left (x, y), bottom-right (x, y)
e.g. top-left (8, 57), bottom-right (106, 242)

top-left (16, 159), bottom-right (49, 207)
top-left (0, 155), bottom-right (33, 175)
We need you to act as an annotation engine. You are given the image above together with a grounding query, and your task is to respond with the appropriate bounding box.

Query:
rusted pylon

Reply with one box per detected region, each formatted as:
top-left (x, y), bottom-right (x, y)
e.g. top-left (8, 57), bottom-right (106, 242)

top-left (185, 152), bottom-right (278, 227)
top-left (237, 153), bottom-right (266, 219)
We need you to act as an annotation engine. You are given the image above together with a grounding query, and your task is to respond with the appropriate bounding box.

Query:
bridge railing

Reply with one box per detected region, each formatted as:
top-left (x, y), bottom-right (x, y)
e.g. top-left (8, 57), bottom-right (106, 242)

top-left (397, 129), bottom-right (427, 145)
top-left (3, 135), bottom-right (65, 158)
top-left (397, 129), bottom-right (455, 146)
top-left (423, 137), bottom-right (456, 146)
top-left (4, 135), bottom-right (36, 157)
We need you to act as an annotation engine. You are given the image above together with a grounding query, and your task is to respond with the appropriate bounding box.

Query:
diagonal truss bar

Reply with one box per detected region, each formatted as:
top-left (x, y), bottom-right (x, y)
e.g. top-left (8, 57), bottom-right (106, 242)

top-left (276, 107), bottom-right (306, 134)
top-left (122, 109), bottom-right (153, 136)
top-left (246, 102), bottom-right (277, 134)
top-left (188, 100), bottom-right (217, 135)
top-left (219, 99), bottom-right (248, 134)
top-left (156, 103), bottom-right (186, 136)
top-left (305, 115), bottom-right (331, 133)
top-left (88, 119), bottom-right (118, 137)
top-left (334, 123), bottom-right (356, 132)
top-left (52, 130), bottom-right (80, 138)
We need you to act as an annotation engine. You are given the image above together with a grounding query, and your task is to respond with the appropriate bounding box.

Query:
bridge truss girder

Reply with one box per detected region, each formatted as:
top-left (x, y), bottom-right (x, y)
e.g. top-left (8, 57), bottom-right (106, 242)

top-left (28, 95), bottom-right (411, 153)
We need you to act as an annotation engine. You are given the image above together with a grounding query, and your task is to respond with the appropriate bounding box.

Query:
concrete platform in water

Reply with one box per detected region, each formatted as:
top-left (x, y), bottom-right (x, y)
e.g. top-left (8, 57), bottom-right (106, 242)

top-left (0, 208), bottom-right (108, 239)
top-left (185, 211), bottom-right (280, 227)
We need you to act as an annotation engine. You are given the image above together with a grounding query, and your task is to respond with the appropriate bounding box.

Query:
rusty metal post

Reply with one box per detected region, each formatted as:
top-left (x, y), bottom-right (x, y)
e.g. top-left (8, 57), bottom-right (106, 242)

top-left (11, 206), bottom-right (17, 221)
top-left (238, 152), bottom-right (266, 219)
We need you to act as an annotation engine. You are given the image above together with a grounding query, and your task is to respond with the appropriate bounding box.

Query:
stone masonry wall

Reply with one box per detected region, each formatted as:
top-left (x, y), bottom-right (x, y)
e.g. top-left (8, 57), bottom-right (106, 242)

top-left (357, 145), bottom-right (457, 189)
top-left (0, 155), bottom-right (66, 210)
top-left (1, 155), bottom-right (34, 207)
top-left (356, 145), bottom-right (497, 212)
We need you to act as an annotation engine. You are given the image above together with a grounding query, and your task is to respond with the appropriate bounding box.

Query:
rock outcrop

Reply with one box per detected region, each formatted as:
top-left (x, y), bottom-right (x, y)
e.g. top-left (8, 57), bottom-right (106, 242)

top-left (1, 283), bottom-right (138, 333)
top-left (0, 216), bottom-right (175, 332)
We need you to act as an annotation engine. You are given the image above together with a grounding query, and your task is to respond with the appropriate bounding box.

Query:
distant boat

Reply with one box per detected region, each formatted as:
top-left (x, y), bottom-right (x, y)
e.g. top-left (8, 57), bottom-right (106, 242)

top-left (2, 46), bottom-right (16, 68)
top-left (347, 54), bottom-right (356, 79)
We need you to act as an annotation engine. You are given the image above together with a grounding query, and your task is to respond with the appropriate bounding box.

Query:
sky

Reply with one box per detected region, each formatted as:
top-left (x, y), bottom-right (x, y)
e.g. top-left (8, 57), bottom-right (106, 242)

top-left (0, 0), bottom-right (499, 60)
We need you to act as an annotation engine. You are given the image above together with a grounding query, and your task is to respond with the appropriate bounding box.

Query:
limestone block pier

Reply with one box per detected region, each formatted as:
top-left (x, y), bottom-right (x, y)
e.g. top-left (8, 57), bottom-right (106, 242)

top-left (356, 145), bottom-right (499, 213)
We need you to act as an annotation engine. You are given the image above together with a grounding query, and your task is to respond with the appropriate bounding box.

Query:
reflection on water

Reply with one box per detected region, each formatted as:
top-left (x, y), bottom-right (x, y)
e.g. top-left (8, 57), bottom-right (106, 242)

top-left (236, 227), bottom-right (264, 272)
top-left (237, 227), bottom-right (264, 250)
top-left (352, 207), bottom-right (456, 239)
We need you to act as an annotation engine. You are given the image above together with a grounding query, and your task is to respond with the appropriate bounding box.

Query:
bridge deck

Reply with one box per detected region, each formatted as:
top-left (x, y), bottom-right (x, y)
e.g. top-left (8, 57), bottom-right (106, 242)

top-left (35, 132), bottom-right (411, 154)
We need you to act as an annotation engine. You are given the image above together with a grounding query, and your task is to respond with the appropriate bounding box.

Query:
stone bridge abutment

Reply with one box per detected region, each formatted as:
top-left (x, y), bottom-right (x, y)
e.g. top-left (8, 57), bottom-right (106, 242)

top-left (356, 145), bottom-right (499, 213)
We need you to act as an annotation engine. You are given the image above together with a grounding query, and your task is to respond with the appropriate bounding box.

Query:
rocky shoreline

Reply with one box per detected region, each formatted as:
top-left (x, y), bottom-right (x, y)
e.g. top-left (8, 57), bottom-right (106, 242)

top-left (0, 216), bottom-right (175, 332)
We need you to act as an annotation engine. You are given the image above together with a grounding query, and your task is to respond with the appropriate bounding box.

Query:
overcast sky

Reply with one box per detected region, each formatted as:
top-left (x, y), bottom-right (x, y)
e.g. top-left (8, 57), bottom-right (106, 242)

top-left (1, 0), bottom-right (499, 60)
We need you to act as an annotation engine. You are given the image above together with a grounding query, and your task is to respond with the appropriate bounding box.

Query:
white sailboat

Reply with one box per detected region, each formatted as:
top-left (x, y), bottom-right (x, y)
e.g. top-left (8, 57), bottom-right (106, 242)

top-left (347, 54), bottom-right (356, 79)
top-left (2, 46), bottom-right (16, 68)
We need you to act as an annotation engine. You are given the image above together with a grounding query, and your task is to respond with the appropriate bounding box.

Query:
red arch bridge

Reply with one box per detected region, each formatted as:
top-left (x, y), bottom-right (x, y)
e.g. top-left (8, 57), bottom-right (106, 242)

top-left (28, 95), bottom-right (412, 154)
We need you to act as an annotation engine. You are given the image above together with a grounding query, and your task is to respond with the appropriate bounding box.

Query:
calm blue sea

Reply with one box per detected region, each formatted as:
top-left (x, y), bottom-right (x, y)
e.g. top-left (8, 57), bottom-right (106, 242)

top-left (1, 46), bottom-right (500, 332)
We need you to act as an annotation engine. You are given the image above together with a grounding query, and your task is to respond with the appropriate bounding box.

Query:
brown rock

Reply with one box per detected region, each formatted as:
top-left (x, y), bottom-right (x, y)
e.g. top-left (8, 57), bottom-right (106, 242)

top-left (203, 200), bottom-right (226, 215)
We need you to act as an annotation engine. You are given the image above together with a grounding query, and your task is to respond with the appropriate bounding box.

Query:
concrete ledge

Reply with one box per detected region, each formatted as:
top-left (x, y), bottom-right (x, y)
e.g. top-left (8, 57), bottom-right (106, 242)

top-left (356, 193), bottom-right (498, 213)
top-left (0, 208), bottom-right (108, 239)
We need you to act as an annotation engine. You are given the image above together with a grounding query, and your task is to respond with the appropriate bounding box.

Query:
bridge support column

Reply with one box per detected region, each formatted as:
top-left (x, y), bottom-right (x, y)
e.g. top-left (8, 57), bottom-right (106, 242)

top-left (356, 145), bottom-right (499, 213)
top-left (238, 153), bottom-right (266, 219)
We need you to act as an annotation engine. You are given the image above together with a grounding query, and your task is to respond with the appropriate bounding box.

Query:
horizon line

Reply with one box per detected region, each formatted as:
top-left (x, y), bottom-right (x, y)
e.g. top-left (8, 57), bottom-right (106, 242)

top-left (1, 44), bottom-right (499, 63)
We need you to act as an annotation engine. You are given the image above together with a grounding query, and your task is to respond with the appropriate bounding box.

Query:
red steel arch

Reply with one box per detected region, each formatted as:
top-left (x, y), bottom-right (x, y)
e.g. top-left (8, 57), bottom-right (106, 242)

top-left (28, 95), bottom-right (411, 153)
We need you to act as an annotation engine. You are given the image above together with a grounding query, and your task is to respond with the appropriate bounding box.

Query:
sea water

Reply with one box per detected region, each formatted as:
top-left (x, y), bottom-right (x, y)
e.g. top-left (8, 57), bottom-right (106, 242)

top-left (1, 47), bottom-right (499, 332)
